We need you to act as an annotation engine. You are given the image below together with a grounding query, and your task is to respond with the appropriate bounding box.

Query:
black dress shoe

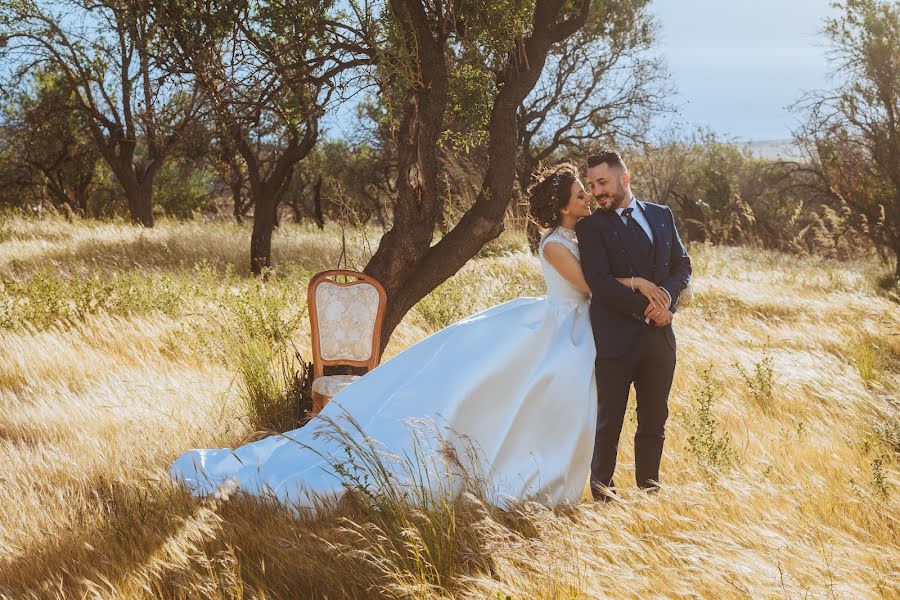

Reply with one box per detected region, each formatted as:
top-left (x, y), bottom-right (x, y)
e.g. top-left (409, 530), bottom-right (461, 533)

top-left (591, 483), bottom-right (619, 503)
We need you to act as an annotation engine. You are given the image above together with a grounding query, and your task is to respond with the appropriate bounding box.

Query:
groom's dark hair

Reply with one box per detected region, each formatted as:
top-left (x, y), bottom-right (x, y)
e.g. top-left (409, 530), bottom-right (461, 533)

top-left (586, 149), bottom-right (627, 172)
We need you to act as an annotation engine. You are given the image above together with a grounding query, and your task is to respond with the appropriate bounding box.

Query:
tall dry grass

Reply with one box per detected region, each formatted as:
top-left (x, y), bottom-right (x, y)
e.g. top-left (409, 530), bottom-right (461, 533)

top-left (0, 215), bottom-right (897, 598)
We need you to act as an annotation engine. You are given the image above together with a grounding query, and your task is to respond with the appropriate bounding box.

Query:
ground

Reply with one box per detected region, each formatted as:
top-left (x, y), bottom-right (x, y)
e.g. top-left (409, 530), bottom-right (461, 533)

top-left (0, 216), bottom-right (897, 598)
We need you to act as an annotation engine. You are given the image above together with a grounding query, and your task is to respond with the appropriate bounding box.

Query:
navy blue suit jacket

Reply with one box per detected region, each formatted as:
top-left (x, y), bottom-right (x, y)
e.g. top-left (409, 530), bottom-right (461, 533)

top-left (575, 199), bottom-right (692, 358)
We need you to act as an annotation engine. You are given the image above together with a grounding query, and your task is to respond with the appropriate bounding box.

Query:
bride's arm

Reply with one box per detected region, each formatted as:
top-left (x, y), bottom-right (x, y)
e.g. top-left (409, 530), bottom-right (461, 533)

top-left (614, 276), bottom-right (670, 310)
top-left (542, 242), bottom-right (591, 294)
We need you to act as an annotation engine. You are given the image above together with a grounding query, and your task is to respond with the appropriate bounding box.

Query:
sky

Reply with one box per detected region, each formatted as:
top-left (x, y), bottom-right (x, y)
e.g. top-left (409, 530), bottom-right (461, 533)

top-left (649, 0), bottom-right (842, 141)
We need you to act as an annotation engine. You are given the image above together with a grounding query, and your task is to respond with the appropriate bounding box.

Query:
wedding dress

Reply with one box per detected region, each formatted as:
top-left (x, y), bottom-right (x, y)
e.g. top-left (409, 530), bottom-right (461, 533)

top-left (171, 226), bottom-right (597, 510)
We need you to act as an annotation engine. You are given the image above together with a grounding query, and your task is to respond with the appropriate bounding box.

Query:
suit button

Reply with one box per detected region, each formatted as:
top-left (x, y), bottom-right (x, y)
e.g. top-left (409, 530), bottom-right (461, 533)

top-left (665, 241), bottom-right (670, 246)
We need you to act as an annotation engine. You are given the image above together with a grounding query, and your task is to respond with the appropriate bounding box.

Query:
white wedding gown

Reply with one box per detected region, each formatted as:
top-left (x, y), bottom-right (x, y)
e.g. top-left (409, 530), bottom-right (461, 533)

top-left (171, 227), bottom-right (597, 510)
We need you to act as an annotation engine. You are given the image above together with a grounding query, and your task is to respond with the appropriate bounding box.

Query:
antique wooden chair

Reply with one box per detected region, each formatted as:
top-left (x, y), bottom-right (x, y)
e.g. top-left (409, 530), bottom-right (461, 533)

top-left (307, 270), bottom-right (387, 413)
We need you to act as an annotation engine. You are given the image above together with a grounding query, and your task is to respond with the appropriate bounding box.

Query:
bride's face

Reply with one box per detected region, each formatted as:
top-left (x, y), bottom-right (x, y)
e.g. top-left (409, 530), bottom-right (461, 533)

top-left (561, 179), bottom-right (592, 220)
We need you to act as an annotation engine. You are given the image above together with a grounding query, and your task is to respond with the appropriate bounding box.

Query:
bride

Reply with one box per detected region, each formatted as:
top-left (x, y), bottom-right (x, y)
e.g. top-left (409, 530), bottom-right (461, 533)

top-left (171, 161), bottom-right (666, 511)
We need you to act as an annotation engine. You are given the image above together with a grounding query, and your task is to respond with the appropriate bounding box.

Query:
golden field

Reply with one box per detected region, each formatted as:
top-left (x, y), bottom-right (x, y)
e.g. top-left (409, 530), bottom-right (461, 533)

top-left (0, 216), bottom-right (897, 599)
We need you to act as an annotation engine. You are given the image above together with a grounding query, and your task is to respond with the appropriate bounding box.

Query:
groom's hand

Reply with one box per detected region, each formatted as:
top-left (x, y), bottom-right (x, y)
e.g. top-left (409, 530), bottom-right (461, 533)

top-left (644, 303), bottom-right (672, 326)
top-left (653, 309), bottom-right (673, 327)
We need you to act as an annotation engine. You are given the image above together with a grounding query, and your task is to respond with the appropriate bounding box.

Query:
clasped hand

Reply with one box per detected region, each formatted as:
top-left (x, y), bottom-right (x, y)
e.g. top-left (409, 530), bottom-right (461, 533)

top-left (634, 278), bottom-right (673, 327)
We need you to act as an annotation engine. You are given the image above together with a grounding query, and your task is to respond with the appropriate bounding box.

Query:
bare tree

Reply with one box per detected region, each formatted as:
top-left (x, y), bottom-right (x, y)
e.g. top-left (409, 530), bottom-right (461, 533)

top-left (0, 0), bottom-right (204, 226)
top-left (154, 0), bottom-right (375, 273)
top-left (794, 0), bottom-right (900, 277)
top-left (516, 0), bottom-right (671, 249)
top-left (1, 69), bottom-right (99, 215)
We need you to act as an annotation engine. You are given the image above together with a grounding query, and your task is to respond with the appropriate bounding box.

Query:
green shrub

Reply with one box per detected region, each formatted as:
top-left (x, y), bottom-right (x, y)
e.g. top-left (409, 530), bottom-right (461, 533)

top-left (734, 351), bottom-right (776, 411)
top-left (0, 269), bottom-right (186, 330)
top-left (235, 340), bottom-right (313, 433)
top-left (210, 274), bottom-right (311, 433)
top-left (685, 366), bottom-right (739, 471)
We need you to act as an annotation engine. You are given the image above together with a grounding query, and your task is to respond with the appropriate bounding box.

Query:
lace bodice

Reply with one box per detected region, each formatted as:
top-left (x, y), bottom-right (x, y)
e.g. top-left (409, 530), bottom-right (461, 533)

top-left (538, 227), bottom-right (589, 302)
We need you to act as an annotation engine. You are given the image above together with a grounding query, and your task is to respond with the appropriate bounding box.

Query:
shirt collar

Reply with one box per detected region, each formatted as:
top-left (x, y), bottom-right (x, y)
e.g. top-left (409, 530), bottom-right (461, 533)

top-left (615, 195), bottom-right (638, 216)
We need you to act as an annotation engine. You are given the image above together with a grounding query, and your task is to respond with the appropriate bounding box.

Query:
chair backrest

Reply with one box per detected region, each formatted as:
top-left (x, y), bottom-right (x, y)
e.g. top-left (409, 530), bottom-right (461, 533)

top-left (307, 270), bottom-right (387, 379)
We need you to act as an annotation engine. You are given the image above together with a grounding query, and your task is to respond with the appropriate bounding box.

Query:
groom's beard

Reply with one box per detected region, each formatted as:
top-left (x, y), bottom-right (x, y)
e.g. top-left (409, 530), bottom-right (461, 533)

top-left (593, 184), bottom-right (626, 213)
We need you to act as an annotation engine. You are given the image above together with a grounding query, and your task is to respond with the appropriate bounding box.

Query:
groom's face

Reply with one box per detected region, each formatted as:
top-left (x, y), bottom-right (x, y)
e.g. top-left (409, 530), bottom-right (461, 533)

top-left (587, 163), bottom-right (629, 212)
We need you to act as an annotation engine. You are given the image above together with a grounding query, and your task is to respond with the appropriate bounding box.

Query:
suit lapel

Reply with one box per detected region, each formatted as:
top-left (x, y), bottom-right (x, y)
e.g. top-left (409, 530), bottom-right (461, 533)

top-left (636, 200), bottom-right (668, 281)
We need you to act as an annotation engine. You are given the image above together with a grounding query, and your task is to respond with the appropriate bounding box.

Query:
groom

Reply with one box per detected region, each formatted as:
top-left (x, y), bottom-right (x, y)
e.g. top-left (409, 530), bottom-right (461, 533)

top-left (575, 149), bottom-right (691, 499)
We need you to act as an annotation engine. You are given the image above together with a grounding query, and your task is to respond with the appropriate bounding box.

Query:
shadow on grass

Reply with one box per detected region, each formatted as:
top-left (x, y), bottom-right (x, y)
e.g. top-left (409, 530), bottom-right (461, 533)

top-left (0, 470), bottom-right (405, 598)
top-left (0, 475), bottom-right (202, 597)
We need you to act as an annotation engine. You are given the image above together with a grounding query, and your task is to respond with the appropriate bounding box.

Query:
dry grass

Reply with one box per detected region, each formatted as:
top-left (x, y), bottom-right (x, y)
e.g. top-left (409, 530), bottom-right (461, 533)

top-left (0, 216), bottom-right (897, 598)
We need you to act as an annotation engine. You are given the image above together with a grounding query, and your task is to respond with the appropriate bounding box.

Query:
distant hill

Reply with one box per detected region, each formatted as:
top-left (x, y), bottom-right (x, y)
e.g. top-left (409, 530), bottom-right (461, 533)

top-left (744, 138), bottom-right (805, 160)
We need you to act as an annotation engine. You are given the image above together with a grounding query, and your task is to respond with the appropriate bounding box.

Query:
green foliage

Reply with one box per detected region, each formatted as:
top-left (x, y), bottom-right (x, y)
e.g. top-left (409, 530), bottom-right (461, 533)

top-left (855, 419), bottom-right (897, 501)
top-left (152, 159), bottom-right (214, 219)
top-left (734, 351), bottom-right (776, 411)
top-left (873, 420), bottom-right (900, 457)
top-left (158, 0), bottom-right (337, 129)
top-left (847, 330), bottom-right (900, 385)
top-left (0, 68), bottom-right (99, 214)
top-left (0, 270), bottom-right (185, 330)
top-left (378, 0), bottom-right (537, 152)
top-left (222, 276), bottom-right (307, 346)
top-left (442, 62), bottom-right (493, 152)
top-left (796, 0), bottom-right (900, 275)
top-left (234, 339), bottom-right (313, 434)
top-left (632, 130), bottom-right (874, 261)
top-left (209, 272), bottom-right (312, 432)
top-left (850, 336), bottom-right (879, 384)
top-left (685, 366), bottom-right (739, 471)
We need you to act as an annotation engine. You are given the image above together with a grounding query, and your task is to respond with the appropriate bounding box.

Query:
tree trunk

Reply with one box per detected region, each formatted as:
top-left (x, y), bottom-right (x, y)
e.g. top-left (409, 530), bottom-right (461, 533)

top-left (128, 184), bottom-right (155, 227)
top-left (74, 174), bottom-right (92, 217)
top-left (43, 175), bottom-right (71, 209)
top-left (518, 155), bottom-right (542, 254)
top-left (105, 149), bottom-right (156, 227)
top-left (894, 244), bottom-right (900, 280)
top-left (313, 174), bottom-right (324, 229)
top-left (250, 188), bottom-right (276, 275)
top-left (359, 0), bottom-right (453, 345)
top-left (526, 218), bottom-right (541, 253)
top-left (363, 0), bottom-right (590, 350)
top-left (118, 172), bottom-right (155, 227)
top-left (231, 180), bottom-right (246, 224)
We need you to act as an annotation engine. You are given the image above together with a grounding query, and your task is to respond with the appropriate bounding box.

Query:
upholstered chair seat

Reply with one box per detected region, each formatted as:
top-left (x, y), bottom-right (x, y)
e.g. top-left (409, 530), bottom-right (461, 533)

top-left (311, 374), bottom-right (361, 412)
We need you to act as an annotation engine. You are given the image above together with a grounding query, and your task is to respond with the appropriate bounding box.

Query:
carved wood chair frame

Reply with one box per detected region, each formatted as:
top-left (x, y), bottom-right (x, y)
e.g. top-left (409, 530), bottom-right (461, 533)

top-left (307, 270), bottom-right (388, 411)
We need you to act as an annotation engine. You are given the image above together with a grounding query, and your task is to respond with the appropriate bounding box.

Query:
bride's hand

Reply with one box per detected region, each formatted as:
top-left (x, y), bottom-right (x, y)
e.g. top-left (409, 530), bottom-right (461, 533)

top-left (633, 278), bottom-right (670, 310)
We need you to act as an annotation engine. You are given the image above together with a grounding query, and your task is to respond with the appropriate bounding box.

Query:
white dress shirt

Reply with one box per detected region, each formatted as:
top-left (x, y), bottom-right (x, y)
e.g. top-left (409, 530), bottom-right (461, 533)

top-left (616, 195), bottom-right (672, 316)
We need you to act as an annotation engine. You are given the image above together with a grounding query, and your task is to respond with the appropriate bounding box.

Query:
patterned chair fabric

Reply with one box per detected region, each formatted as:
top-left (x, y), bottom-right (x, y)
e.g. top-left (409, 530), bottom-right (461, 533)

top-left (314, 281), bottom-right (381, 362)
top-left (311, 374), bottom-right (360, 397)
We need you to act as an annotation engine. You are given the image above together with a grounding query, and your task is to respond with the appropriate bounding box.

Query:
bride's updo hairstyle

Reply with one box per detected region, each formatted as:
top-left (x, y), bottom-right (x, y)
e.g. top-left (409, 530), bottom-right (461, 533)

top-left (526, 161), bottom-right (580, 229)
